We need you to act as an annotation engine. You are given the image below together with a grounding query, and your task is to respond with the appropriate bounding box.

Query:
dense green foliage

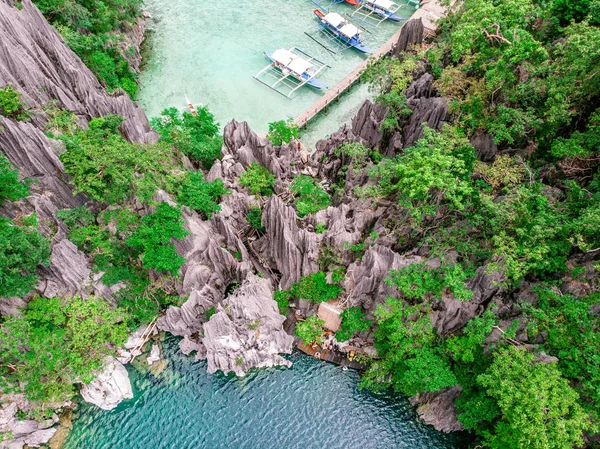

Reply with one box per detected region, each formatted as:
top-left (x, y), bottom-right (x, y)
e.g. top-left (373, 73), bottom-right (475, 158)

top-left (246, 207), bottom-right (265, 232)
top-left (0, 295), bottom-right (127, 402)
top-left (33, 0), bottom-right (143, 97)
top-left (0, 84), bottom-right (28, 121)
top-left (477, 347), bottom-right (588, 449)
top-left (357, 0), bottom-right (600, 439)
top-left (151, 108), bottom-right (223, 170)
top-left (60, 115), bottom-right (180, 204)
top-left (178, 171), bottom-right (228, 219)
top-left (295, 315), bottom-right (326, 345)
top-left (0, 153), bottom-right (29, 205)
top-left (126, 203), bottom-right (189, 275)
top-left (289, 272), bottom-right (342, 303)
top-left (386, 262), bottom-right (473, 301)
top-left (335, 307), bottom-right (371, 342)
top-left (266, 119), bottom-right (299, 146)
top-left (365, 126), bottom-right (475, 219)
top-left (0, 215), bottom-right (50, 299)
top-left (273, 290), bottom-right (290, 316)
top-left (290, 175), bottom-right (331, 218)
top-left (239, 163), bottom-right (276, 196)
top-left (361, 298), bottom-right (457, 395)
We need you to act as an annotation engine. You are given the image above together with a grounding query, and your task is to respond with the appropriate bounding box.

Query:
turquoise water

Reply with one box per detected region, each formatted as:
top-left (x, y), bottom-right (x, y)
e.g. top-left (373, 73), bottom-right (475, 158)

top-left (65, 338), bottom-right (466, 449)
top-left (137, 0), bottom-right (415, 136)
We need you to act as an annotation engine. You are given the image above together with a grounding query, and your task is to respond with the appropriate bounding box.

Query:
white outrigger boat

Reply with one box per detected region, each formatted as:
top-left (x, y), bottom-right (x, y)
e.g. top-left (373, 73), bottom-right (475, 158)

top-left (306, 10), bottom-right (374, 54)
top-left (253, 47), bottom-right (328, 98)
top-left (351, 0), bottom-right (408, 26)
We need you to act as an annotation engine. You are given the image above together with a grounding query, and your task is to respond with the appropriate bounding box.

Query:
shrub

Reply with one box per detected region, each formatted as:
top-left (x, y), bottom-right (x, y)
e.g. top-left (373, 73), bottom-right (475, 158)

top-left (246, 207), bottom-right (265, 232)
top-left (151, 107), bottom-right (223, 169)
top-left (273, 290), bottom-right (290, 315)
top-left (477, 346), bottom-right (589, 449)
top-left (178, 171), bottom-right (229, 219)
top-left (336, 307), bottom-right (372, 342)
top-left (295, 315), bottom-right (326, 345)
top-left (0, 153), bottom-right (29, 205)
top-left (0, 295), bottom-right (128, 403)
top-left (0, 215), bottom-right (50, 298)
top-left (33, 0), bottom-right (143, 96)
top-left (56, 206), bottom-right (95, 230)
top-left (126, 203), bottom-right (189, 275)
top-left (239, 163), bottom-right (275, 196)
top-left (266, 119), bottom-right (299, 146)
top-left (290, 175), bottom-right (331, 218)
top-left (60, 115), bottom-right (180, 204)
top-left (289, 272), bottom-right (342, 303)
top-left (0, 84), bottom-right (28, 121)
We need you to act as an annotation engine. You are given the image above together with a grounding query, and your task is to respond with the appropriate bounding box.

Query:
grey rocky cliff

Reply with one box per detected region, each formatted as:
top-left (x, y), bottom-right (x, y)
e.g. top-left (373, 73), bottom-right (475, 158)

top-left (0, 0), bottom-right (156, 144)
top-left (203, 274), bottom-right (294, 376)
top-left (409, 386), bottom-right (465, 433)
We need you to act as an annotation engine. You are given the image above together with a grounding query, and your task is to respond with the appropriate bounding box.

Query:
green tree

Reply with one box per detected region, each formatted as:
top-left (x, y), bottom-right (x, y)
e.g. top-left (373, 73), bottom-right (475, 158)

top-left (361, 298), bottom-right (457, 395)
top-left (246, 207), bottom-right (265, 232)
top-left (239, 163), bottom-right (276, 196)
top-left (33, 0), bottom-right (142, 96)
top-left (0, 295), bottom-right (128, 402)
top-left (266, 119), bottom-right (299, 146)
top-left (0, 84), bottom-right (28, 120)
top-left (366, 126), bottom-right (475, 219)
top-left (289, 272), bottom-right (342, 303)
top-left (60, 115), bottom-right (180, 204)
top-left (336, 307), bottom-right (371, 342)
top-left (0, 215), bottom-right (50, 298)
top-left (295, 315), bottom-right (326, 345)
top-left (290, 175), bottom-right (331, 218)
top-left (273, 290), bottom-right (290, 315)
top-left (477, 347), bottom-right (589, 449)
top-left (151, 107), bottom-right (223, 169)
top-left (178, 171), bottom-right (229, 219)
top-left (126, 202), bottom-right (189, 275)
top-left (0, 154), bottom-right (29, 204)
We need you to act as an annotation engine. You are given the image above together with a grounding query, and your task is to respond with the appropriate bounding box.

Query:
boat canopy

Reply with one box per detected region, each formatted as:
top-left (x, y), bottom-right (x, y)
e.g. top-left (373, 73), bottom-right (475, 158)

top-left (271, 48), bottom-right (296, 66)
top-left (271, 48), bottom-right (313, 75)
top-left (340, 23), bottom-right (359, 38)
top-left (288, 58), bottom-right (313, 75)
top-left (324, 12), bottom-right (346, 27)
top-left (373, 0), bottom-right (395, 10)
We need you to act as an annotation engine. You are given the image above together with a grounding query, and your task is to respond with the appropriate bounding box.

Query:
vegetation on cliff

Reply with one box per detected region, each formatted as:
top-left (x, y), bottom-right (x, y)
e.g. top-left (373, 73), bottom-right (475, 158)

top-left (351, 0), bottom-right (600, 446)
top-left (33, 0), bottom-right (143, 97)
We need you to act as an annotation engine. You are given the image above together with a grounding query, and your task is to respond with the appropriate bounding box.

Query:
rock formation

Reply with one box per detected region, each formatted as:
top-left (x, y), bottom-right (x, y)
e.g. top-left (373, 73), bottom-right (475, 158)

top-left (79, 358), bottom-right (134, 411)
top-left (203, 274), bottom-right (294, 376)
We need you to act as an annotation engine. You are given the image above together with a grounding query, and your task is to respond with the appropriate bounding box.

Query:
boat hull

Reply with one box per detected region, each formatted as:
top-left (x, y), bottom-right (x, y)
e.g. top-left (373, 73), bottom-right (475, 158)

top-left (265, 53), bottom-right (328, 89)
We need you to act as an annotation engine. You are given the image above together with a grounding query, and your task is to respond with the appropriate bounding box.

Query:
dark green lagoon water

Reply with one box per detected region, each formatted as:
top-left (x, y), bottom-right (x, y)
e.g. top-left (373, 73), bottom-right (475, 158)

top-left (65, 338), bottom-right (466, 449)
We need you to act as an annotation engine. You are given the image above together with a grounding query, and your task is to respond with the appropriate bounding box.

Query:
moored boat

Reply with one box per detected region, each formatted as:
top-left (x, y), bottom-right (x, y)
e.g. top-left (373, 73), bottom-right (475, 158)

top-left (313, 9), bottom-right (373, 54)
top-left (265, 48), bottom-right (328, 89)
top-left (359, 0), bottom-right (405, 21)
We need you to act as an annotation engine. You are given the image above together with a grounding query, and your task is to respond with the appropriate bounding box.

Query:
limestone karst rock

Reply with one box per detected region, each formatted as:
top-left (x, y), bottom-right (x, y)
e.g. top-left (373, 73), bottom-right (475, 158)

top-left (80, 358), bottom-right (133, 411)
top-left (202, 274), bottom-right (294, 376)
top-left (0, 0), bottom-right (156, 144)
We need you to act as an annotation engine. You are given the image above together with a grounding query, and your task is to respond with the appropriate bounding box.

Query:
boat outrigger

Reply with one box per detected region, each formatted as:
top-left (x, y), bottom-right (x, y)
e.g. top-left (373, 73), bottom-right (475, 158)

top-left (351, 0), bottom-right (407, 27)
top-left (310, 10), bottom-right (373, 54)
top-left (253, 47), bottom-right (328, 98)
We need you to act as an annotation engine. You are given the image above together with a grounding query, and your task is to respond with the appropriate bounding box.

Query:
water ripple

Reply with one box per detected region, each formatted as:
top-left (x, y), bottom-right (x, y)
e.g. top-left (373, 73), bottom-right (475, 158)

top-left (65, 337), bottom-right (468, 449)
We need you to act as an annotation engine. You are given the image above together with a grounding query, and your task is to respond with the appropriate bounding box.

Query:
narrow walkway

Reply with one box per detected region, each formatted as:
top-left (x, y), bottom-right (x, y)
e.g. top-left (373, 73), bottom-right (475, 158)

top-left (293, 1), bottom-right (446, 129)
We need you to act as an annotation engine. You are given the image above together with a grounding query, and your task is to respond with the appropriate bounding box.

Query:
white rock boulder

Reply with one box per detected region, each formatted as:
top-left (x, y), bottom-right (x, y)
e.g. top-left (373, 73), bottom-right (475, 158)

top-left (80, 358), bottom-right (133, 410)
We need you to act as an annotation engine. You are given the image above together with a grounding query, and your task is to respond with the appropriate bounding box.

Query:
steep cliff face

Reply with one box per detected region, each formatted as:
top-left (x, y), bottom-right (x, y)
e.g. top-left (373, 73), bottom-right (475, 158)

top-left (0, 0), bottom-right (160, 304)
top-left (0, 0), bottom-right (156, 143)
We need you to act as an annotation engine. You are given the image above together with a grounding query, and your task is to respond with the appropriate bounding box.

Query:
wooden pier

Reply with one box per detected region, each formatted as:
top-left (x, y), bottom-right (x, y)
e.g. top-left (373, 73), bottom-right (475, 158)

top-left (293, 0), bottom-right (446, 129)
